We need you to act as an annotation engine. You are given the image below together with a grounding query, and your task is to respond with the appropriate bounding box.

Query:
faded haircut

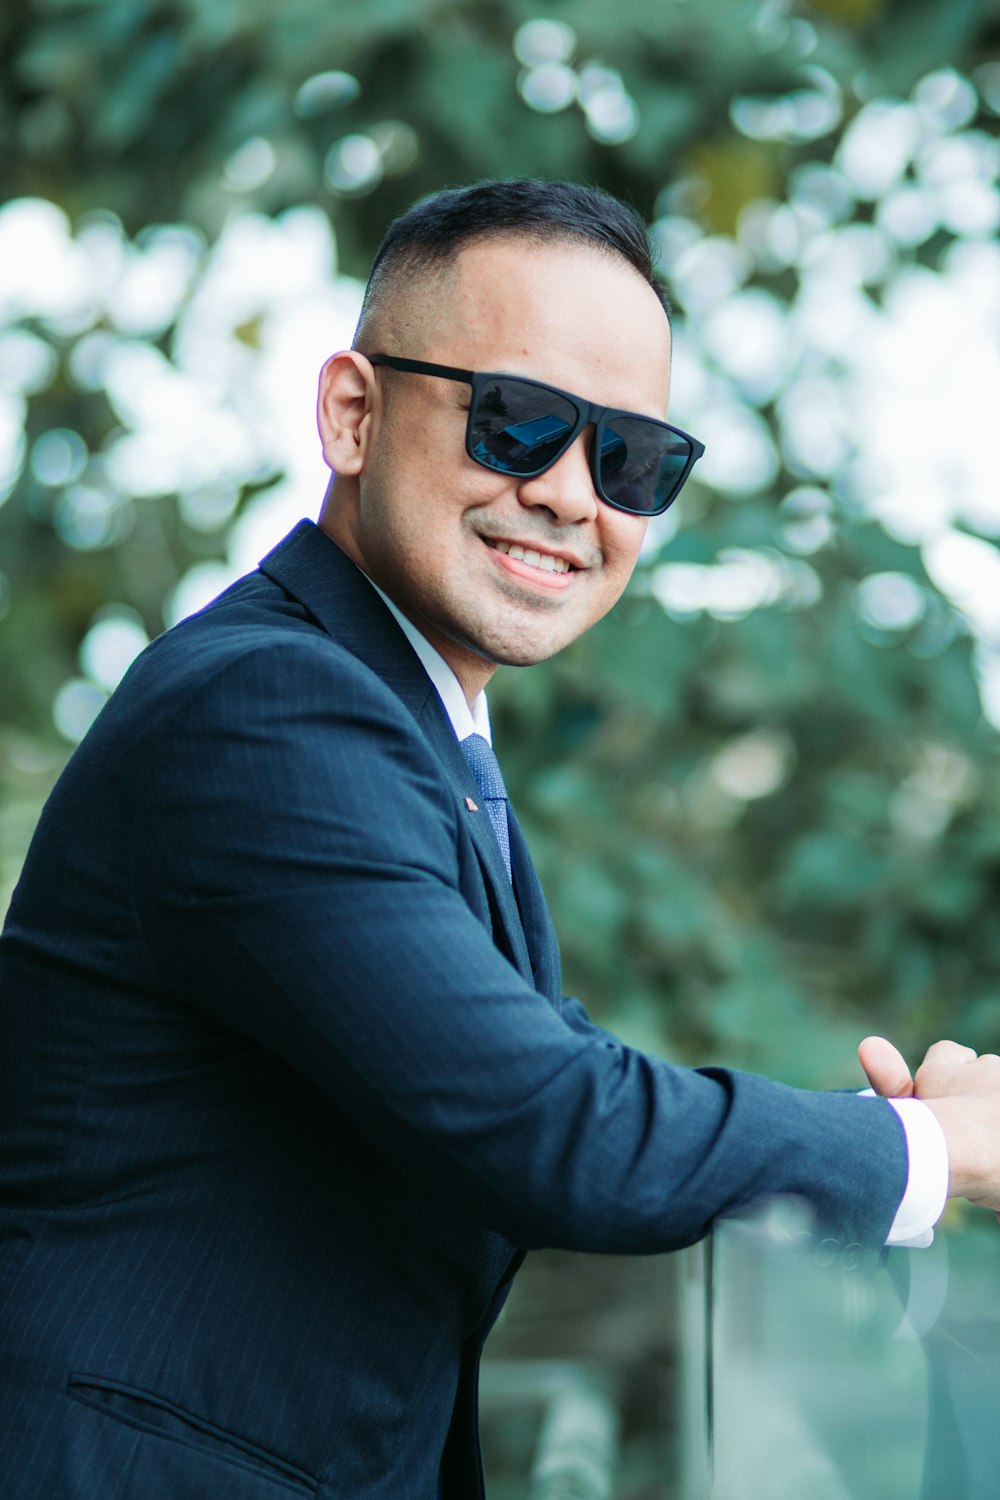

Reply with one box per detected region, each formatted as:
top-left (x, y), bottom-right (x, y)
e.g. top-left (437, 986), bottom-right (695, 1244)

top-left (353, 178), bottom-right (670, 348)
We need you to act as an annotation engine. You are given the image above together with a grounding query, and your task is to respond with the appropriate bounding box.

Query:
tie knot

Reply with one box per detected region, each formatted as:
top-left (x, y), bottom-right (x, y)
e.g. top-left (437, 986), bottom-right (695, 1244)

top-left (460, 733), bottom-right (508, 803)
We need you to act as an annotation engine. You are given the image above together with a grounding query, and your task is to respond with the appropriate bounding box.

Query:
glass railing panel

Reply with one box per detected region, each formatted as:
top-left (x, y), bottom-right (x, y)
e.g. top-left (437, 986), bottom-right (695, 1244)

top-left (680, 1206), bottom-right (1000, 1500)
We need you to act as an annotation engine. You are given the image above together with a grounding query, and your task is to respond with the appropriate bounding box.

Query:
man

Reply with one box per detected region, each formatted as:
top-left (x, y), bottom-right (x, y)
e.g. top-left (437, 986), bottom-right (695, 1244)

top-left (1, 179), bottom-right (997, 1500)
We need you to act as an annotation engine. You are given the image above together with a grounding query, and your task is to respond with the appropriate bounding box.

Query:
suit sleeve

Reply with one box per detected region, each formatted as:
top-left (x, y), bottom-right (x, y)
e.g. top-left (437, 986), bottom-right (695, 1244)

top-left (133, 637), bottom-right (908, 1253)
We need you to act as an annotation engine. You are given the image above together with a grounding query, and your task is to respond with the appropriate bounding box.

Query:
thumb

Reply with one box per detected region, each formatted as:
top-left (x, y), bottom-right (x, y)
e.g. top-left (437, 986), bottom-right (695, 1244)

top-left (859, 1035), bottom-right (914, 1098)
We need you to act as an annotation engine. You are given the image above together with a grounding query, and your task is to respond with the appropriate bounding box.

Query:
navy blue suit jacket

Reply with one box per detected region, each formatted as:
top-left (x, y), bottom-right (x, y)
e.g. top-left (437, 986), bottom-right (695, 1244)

top-left (0, 520), bottom-right (908, 1498)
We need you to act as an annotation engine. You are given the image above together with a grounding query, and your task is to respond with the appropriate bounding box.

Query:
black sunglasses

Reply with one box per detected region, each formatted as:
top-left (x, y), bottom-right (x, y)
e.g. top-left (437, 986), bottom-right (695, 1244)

top-left (370, 354), bottom-right (705, 517)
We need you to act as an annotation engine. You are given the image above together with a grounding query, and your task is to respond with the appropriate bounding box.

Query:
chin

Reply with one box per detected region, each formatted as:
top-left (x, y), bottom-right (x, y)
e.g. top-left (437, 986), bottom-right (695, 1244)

top-left (473, 629), bottom-right (575, 669)
top-left (491, 648), bottom-right (554, 669)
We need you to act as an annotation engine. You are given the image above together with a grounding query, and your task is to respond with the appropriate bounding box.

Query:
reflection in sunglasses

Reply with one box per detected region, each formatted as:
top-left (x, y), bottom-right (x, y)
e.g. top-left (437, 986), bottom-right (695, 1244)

top-left (479, 384), bottom-right (508, 418)
top-left (496, 414), bottom-right (574, 460)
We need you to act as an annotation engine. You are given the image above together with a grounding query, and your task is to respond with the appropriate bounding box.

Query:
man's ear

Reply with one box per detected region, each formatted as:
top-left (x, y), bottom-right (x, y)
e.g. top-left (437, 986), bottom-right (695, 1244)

top-left (317, 351), bottom-right (377, 475)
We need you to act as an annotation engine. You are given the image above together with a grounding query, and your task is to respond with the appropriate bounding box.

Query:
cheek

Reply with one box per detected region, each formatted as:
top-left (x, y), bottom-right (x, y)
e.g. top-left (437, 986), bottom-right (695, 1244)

top-left (370, 422), bottom-right (476, 532)
top-left (599, 513), bottom-right (648, 583)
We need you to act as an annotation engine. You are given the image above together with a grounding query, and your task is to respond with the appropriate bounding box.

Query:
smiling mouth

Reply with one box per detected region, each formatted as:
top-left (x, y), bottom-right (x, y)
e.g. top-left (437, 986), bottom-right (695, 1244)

top-left (486, 540), bottom-right (574, 575)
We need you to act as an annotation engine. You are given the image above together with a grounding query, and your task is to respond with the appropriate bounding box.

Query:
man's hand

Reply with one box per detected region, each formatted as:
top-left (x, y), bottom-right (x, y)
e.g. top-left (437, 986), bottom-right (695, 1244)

top-left (861, 1035), bottom-right (1000, 1214)
top-left (859, 1035), bottom-right (913, 1098)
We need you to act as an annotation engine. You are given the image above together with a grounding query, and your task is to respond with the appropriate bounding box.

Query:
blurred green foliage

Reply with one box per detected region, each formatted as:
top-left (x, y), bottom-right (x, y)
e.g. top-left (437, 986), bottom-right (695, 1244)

top-left (2, 0), bottom-right (1000, 1088)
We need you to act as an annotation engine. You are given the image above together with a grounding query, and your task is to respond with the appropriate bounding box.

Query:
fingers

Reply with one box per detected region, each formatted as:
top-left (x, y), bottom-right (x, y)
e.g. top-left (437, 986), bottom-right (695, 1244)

top-left (858, 1036), bottom-right (1000, 1102)
top-left (858, 1035), bottom-right (913, 1098)
top-left (914, 1039), bottom-right (981, 1097)
top-left (921, 1039), bottom-right (977, 1066)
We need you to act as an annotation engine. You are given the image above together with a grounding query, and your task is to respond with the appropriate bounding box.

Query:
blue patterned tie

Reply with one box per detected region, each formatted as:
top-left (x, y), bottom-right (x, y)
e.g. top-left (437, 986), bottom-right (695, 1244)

top-left (461, 733), bottom-right (512, 882)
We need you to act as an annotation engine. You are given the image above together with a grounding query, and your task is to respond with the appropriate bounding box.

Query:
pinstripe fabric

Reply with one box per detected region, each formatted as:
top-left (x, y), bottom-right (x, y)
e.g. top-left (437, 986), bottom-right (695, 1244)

top-left (0, 520), bottom-right (908, 1498)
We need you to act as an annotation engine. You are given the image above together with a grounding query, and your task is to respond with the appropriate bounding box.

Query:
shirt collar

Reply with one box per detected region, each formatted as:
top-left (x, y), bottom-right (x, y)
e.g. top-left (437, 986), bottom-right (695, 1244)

top-left (362, 574), bottom-right (491, 745)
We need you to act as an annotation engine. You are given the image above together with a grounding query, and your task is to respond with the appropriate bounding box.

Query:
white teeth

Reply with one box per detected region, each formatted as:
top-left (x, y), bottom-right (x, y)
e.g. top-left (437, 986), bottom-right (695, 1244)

top-left (490, 540), bottom-right (571, 574)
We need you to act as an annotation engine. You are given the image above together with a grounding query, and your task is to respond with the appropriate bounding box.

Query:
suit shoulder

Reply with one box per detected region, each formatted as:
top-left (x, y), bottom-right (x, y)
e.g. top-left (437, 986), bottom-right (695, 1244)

top-left (126, 571), bottom-right (411, 720)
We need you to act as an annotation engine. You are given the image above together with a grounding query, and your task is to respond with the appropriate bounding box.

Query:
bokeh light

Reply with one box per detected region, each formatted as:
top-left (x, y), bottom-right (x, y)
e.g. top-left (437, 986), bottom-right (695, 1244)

top-left (31, 430), bottom-right (88, 487)
top-left (293, 70), bottom-right (361, 117)
top-left (712, 730), bottom-right (795, 801)
top-left (513, 19), bottom-right (576, 67)
top-left (324, 135), bottom-right (383, 194)
top-left (224, 137), bottom-right (278, 193)
top-left (79, 608), bottom-right (150, 691)
top-left (52, 679), bottom-right (107, 744)
top-left (2, 55), bottom-right (998, 731)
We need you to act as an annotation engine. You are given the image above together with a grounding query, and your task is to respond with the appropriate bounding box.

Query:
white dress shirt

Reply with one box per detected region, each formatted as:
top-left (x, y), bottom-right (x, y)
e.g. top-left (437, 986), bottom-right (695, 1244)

top-left (365, 574), bottom-right (949, 1247)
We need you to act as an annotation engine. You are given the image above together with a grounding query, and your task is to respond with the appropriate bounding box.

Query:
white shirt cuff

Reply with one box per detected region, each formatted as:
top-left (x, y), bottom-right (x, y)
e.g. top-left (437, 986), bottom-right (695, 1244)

top-left (881, 1095), bottom-right (950, 1248)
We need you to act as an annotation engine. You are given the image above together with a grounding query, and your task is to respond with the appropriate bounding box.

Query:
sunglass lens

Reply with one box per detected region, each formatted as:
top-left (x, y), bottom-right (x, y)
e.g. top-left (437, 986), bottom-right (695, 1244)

top-left (598, 419), bottom-right (694, 515)
top-left (469, 379), bottom-right (578, 475)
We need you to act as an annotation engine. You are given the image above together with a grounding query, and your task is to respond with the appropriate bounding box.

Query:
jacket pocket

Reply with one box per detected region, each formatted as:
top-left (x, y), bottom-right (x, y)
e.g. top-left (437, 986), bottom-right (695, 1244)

top-left (67, 1374), bottom-right (318, 1497)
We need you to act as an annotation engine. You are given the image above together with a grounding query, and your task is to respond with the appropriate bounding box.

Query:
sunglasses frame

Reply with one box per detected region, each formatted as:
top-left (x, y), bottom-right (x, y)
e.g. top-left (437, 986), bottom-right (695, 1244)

top-left (369, 354), bottom-right (705, 517)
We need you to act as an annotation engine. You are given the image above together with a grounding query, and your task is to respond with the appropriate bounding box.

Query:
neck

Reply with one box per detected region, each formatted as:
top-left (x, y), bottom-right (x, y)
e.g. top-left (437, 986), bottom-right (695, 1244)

top-left (428, 638), bottom-right (497, 709)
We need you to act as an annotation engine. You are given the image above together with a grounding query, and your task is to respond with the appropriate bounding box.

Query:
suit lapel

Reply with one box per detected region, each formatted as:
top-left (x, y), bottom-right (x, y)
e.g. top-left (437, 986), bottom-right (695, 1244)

top-left (259, 521), bottom-right (534, 984)
top-left (507, 809), bottom-right (562, 1004)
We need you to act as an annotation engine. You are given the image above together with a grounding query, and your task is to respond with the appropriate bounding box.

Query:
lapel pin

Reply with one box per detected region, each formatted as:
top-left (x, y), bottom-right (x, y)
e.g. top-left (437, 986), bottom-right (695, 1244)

top-left (464, 797), bottom-right (479, 812)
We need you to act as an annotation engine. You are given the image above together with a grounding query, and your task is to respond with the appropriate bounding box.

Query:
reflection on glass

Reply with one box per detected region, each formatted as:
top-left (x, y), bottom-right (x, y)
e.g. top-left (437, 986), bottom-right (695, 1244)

top-left (680, 1208), bottom-right (1000, 1500)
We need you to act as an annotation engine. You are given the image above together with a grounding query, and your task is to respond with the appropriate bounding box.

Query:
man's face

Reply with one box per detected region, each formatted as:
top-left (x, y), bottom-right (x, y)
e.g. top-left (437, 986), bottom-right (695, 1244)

top-left (321, 236), bottom-right (672, 694)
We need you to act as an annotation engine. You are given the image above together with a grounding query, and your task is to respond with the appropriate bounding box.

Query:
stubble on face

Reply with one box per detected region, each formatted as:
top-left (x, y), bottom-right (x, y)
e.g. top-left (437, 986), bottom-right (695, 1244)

top-left (322, 235), bottom-right (672, 698)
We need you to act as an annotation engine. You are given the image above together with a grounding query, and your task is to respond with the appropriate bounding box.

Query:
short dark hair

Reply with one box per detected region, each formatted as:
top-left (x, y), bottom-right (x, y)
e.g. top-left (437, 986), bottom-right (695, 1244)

top-left (355, 178), bottom-right (670, 343)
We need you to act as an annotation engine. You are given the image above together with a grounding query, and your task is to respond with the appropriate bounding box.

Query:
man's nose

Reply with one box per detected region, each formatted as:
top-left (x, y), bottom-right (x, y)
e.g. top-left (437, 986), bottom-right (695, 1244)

top-left (515, 429), bottom-right (599, 525)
